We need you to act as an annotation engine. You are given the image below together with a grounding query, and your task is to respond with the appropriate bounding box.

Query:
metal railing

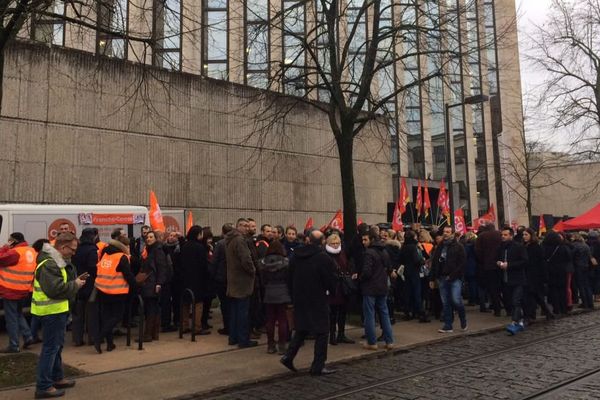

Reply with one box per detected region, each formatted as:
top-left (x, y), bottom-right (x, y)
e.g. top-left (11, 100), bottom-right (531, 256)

top-left (126, 294), bottom-right (145, 350)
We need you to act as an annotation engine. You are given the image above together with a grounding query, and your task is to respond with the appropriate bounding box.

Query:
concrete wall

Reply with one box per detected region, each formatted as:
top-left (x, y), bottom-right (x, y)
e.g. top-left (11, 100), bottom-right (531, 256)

top-left (0, 42), bottom-right (392, 229)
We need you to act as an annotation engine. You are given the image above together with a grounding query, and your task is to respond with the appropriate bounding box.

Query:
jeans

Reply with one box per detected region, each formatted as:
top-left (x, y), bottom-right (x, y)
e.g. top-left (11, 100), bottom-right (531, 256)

top-left (438, 278), bottom-right (466, 330)
top-left (229, 297), bottom-right (250, 346)
top-left (36, 312), bottom-right (68, 391)
top-left (362, 295), bottom-right (394, 345)
top-left (3, 298), bottom-right (33, 350)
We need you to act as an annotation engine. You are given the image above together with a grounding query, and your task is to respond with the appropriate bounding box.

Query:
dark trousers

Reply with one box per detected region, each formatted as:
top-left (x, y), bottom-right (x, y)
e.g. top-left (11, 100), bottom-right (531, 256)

top-left (329, 303), bottom-right (347, 338)
top-left (405, 273), bottom-right (422, 314)
top-left (36, 312), bottom-right (68, 391)
top-left (217, 286), bottom-right (230, 331)
top-left (159, 283), bottom-right (173, 328)
top-left (575, 268), bottom-right (594, 308)
top-left (144, 297), bottom-right (160, 318)
top-left (96, 300), bottom-right (126, 346)
top-left (72, 298), bottom-right (98, 345)
top-left (229, 296), bottom-right (250, 346)
top-left (201, 296), bottom-right (213, 328)
top-left (249, 289), bottom-right (264, 331)
top-left (171, 282), bottom-right (182, 327)
top-left (549, 283), bottom-right (567, 314)
top-left (525, 285), bottom-right (552, 319)
top-left (265, 303), bottom-right (288, 344)
top-left (285, 330), bottom-right (328, 374)
top-left (483, 269), bottom-right (502, 313)
top-left (506, 285), bottom-right (524, 322)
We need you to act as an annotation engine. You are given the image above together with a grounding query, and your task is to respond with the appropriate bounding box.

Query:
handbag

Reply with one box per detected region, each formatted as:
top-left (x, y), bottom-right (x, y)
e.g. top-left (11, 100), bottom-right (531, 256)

top-left (340, 275), bottom-right (357, 296)
top-left (135, 271), bottom-right (150, 285)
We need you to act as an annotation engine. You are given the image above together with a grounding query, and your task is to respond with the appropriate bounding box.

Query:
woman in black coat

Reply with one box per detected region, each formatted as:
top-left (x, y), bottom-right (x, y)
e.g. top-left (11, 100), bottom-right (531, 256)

top-left (543, 231), bottom-right (572, 315)
top-left (523, 228), bottom-right (554, 320)
top-left (179, 226), bottom-right (210, 335)
top-left (71, 228), bottom-right (99, 346)
top-left (139, 231), bottom-right (168, 341)
top-left (401, 231), bottom-right (427, 322)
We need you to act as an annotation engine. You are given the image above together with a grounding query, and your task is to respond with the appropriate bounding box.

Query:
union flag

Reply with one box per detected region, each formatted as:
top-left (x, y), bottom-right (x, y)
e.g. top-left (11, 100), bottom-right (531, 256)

top-left (416, 180), bottom-right (423, 217)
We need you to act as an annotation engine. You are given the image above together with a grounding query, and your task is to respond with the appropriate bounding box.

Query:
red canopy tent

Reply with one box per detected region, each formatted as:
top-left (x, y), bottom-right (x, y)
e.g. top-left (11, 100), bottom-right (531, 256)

top-left (562, 203), bottom-right (600, 231)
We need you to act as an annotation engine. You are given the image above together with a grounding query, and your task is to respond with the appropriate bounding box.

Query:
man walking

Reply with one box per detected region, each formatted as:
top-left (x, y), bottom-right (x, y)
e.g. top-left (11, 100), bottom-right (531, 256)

top-left (0, 233), bottom-right (37, 353)
top-left (431, 226), bottom-right (467, 333)
top-left (280, 230), bottom-right (337, 376)
top-left (497, 227), bottom-right (529, 335)
top-left (33, 233), bottom-right (86, 399)
top-left (225, 218), bottom-right (258, 348)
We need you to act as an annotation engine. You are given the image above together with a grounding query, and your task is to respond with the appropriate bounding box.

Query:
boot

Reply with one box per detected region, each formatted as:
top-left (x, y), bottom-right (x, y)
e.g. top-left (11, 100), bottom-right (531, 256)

top-left (152, 315), bottom-right (160, 341)
top-left (181, 303), bottom-right (191, 333)
top-left (329, 327), bottom-right (337, 345)
top-left (419, 312), bottom-right (431, 323)
top-left (267, 342), bottom-right (277, 354)
top-left (277, 342), bottom-right (287, 355)
top-left (193, 303), bottom-right (208, 334)
top-left (137, 316), bottom-right (153, 343)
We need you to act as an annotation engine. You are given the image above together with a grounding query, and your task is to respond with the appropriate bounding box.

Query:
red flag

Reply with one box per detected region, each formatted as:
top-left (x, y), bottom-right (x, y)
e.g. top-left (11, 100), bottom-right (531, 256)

top-left (454, 208), bottom-right (467, 235)
top-left (327, 210), bottom-right (344, 231)
top-left (399, 177), bottom-right (410, 214)
top-left (487, 204), bottom-right (496, 222)
top-left (357, 217), bottom-right (363, 225)
top-left (437, 178), bottom-right (450, 223)
top-left (392, 199), bottom-right (404, 231)
top-left (304, 217), bottom-right (314, 231)
top-left (539, 215), bottom-right (547, 235)
top-left (186, 211), bottom-right (194, 234)
top-left (416, 180), bottom-right (423, 217)
top-left (423, 181), bottom-right (431, 218)
top-left (552, 219), bottom-right (564, 232)
top-left (473, 205), bottom-right (495, 231)
top-left (149, 190), bottom-right (166, 232)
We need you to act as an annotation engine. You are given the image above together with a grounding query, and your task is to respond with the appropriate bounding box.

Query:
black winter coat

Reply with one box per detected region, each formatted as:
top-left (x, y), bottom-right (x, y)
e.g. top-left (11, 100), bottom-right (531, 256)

top-left (259, 255), bottom-right (291, 304)
top-left (431, 239), bottom-right (466, 281)
top-left (180, 239), bottom-right (210, 301)
top-left (400, 239), bottom-right (423, 279)
top-left (543, 244), bottom-right (572, 286)
top-left (140, 243), bottom-right (168, 298)
top-left (72, 240), bottom-right (98, 300)
top-left (571, 241), bottom-right (591, 272)
top-left (289, 244), bottom-right (336, 334)
top-left (475, 230), bottom-right (502, 272)
top-left (360, 241), bottom-right (392, 297)
top-left (209, 238), bottom-right (227, 288)
top-left (496, 240), bottom-right (528, 286)
top-left (525, 242), bottom-right (548, 291)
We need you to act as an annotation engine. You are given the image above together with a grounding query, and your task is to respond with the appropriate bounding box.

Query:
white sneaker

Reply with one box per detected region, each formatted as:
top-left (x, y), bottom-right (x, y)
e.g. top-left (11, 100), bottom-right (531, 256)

top-left (438, 328), bottom-right (453, 333)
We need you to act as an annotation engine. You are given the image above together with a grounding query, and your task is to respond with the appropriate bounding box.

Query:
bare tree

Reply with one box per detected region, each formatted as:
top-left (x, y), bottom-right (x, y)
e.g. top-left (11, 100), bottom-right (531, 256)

top-left (527, 0), bottom-right (600, 157)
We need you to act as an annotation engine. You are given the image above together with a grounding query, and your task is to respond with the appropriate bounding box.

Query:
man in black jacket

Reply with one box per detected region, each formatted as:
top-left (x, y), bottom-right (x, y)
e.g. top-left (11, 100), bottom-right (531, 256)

top-left (430, 226), bottom-right (467, 333)
top-left (497, 227), bottom-right (529, 335)
top-left (280, 230), bottom-right (337, 376)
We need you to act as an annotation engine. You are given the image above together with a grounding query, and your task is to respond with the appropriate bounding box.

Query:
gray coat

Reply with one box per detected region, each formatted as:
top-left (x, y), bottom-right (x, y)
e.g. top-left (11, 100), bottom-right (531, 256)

top-left (35, 244), bottom-right (80, 306)
top-left (259, 255), bottom-right (291, 304)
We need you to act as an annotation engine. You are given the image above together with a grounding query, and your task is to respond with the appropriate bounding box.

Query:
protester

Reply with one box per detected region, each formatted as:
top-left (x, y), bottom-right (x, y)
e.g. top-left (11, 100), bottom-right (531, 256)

top-left (475, 224), bottom-right (503, 315)
top-left (94, 236), bottom-right (136, 353)
top-left (210, 223), bottom-right (233, 335)
top-left (401, 230), bottom-right (427, 323)
top-left (523, 228), bottom-right (554, 321)
top-left (571, 233), bottom-right (594, 309)
top-left (463, 232), bottom-right (479, 307)
top-left (161, 231), bottom-right (181, 332)
top-left (201, 227), bottom-right (216, 331)
top-left (325, 233), bottom-right (355, 345)
top-left (543, 231), bottom-right (572, 315)
top-left (431, 226), bottom-right (467, 333)
top-left (258, 240), bottom-right (290, 354)
top-left (33, 233), bottom-right (85, 399)
top-left (282, 226), bottom-right (301, 257)
top-left (0, 232), bottom-right (36, 353)
top-left (280, 230), bottom-right (337, 376)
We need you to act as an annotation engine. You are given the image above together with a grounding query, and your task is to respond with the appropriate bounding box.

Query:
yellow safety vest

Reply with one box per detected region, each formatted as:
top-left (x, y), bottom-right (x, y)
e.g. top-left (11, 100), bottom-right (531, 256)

top-left (31, 259), bottom-right (69, 316)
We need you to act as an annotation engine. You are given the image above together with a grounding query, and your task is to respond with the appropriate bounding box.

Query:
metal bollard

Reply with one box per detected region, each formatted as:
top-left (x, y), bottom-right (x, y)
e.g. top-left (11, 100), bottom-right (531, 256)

top-left (137, 295), bottom-right (145, 350)
top-left (179, 288), bottom-right (196, 342)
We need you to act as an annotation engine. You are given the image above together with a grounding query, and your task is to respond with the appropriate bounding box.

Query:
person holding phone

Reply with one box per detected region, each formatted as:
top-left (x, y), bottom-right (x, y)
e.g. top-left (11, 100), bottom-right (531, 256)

top-left (32, 233), bottom-right (86, 399)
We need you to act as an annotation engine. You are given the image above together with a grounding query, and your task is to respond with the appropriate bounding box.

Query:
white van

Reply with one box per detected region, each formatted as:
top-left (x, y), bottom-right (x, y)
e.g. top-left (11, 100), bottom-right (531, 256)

top-left (0, 204), bottom-right (150, 244)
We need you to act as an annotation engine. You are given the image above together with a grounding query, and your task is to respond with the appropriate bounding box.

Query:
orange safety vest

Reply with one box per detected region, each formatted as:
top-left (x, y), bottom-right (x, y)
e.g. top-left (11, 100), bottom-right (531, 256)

top-left (96, 241), bottom-right (108, 259)
top-left (422, 242), bottom-right (433, 256)
top-left (95, 253), bottom-right (130, 295)
top-left (0, 246), bottom-right (37, 292)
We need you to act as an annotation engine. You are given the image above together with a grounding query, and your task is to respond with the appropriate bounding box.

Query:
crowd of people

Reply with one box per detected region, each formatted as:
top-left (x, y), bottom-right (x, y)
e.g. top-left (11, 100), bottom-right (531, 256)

top-left (1, 217), bottom-right (599, 397)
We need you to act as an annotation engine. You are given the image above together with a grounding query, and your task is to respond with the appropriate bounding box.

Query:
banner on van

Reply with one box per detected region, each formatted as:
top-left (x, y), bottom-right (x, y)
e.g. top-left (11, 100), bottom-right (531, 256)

top-left (78, 213), bottom-right (146, 226)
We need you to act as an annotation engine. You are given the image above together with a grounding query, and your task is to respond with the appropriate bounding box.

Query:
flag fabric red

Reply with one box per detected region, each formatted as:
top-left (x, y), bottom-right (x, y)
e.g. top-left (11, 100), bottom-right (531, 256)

top-left (357, 217), bottom-right (363, 226)
top-left (149, 190), bottom-right (166, 232)
top-left (437, 178), bottom-right (450, 223)
top-left (399, 177), bottom-right (410, 214)
top-left (473, 204), bottom-right (496, 231)
top-left (454, 208), bottom-right (467, 235)
top-left (539, 215), bottom-right (547, 235)
top-left (487, 204), bottom-right (496, 222)
top-left (186, 211), bottom-right (194, 234)
top-left (304, 217), bottom-right (314, 231)
top-left (552, 219), bottom-right (564, 232)
top-left (392, 199), bottom-right (403, 232)
top-left (423, 180), bottom-right (431, 218)
top-left (416, 180), bottom-right (423, 217)
top-left (327, 210), bottom-right (344, 231)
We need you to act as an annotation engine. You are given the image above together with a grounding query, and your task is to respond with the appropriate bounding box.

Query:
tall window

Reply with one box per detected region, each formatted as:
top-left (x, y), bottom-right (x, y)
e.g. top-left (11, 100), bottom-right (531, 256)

top-left (315, 0), bottom-right (337, 102)
top-left (347, 0), bottom-right (367, 107)
top-left (466, 0), bottom-right (490, 216)
top-left (97, 0), bottom-right (128, 59)
top-left (245, 0), bottom-right (269, 88)
top-left (282, 0), bottom-right (306, 96)
top-left (154, 0), bottom-right (182, 70)
top-left (203, 0), bottom-right (228, 80)
top-left (483, 0), bottom-right (499, 95)
top-left (32, 1), bottom-right (66, 46)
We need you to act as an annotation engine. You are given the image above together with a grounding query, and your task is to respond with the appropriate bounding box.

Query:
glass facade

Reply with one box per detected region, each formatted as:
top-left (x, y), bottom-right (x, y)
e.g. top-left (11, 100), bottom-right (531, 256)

top-left (32, 1), bottom-right (66, 46)
top-left (483, 0), bottom-right (499, 96)
top-left (245, 0), bottom-right (270, 88)
top-left (282, 0), bottom-right (306, 96)
top-left (203, 0), bottom-right (228, 80)
top-left (97, 0), bottom-right (128, 59)
top-left (153, 0), bottom-right (182, 70)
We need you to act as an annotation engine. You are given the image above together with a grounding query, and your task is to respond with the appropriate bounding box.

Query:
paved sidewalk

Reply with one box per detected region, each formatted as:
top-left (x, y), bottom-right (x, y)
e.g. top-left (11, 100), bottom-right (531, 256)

top-left (1, 306), bottom-right (508, 400)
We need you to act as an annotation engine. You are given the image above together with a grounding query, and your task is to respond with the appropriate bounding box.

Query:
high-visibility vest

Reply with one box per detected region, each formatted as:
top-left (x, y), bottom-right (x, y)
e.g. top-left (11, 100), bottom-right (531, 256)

top-left (95, 253), bottom-right (130, 295)
top-left (31, 259), bottom-right (69, 316)
top-left (0, 246), bottom-right (37, 292)
top-left (96, 241), bottom-right (108, 260)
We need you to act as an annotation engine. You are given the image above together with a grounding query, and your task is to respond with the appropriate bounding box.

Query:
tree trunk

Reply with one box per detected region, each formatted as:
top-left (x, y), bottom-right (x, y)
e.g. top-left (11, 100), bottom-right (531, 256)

top-left (336, 132), bottom-right (357, 243)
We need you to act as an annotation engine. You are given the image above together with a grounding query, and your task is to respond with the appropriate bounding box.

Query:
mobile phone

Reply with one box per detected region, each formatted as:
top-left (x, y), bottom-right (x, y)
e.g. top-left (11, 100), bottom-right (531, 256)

top-left (78, 272), bottom-right (90, 280)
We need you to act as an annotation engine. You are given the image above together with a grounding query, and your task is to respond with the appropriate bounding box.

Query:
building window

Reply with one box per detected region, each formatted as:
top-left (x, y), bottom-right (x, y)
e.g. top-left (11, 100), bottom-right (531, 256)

top-left (97, 0), bottom-right (128, 59)
top-left (245, 0), bottom-right (269, 88)
top-left (315, 0), bottom-right (338, 102)
top-left (153, 0), bottom-right (182, 70)
top-left (282, 0), bottom-right (306, 96)
top-left (483, 0), bottom-right (499, 95)
top-left (347, 0), bottom-right (367, 106)
top-left (32, 1), bottom-right (66, 46)
top-left (203, 0), bottom-right (228, 80)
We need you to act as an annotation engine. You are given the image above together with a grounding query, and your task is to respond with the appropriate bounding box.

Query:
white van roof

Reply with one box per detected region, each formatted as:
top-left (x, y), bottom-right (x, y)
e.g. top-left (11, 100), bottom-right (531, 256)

top-left (0, 204), bottom-right (148, 213)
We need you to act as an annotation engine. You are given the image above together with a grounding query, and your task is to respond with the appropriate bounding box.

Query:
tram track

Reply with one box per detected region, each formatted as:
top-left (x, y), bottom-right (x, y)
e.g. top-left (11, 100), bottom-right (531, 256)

top-left (518, 367), bottom-right (600, 399)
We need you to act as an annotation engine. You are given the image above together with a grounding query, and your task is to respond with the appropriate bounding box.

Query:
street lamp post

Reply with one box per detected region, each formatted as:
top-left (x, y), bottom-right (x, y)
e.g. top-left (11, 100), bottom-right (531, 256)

top-left (444, 94), bottom-right (489, 228)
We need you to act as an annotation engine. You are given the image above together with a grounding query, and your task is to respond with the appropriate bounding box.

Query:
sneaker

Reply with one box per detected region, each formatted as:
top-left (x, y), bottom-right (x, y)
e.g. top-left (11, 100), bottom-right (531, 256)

top-left (385, 343), bottom-right (395, 351)
top-left (362, 343), bottom-right (378, 350)
top-left (515, 323), bottom-right (525, 333)
top-left (506, 323), bottom-right (518, 335)
top-left (461, 321), bottom-right (468, 331)
top-left (438, 328), bottom-right (453, 333)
